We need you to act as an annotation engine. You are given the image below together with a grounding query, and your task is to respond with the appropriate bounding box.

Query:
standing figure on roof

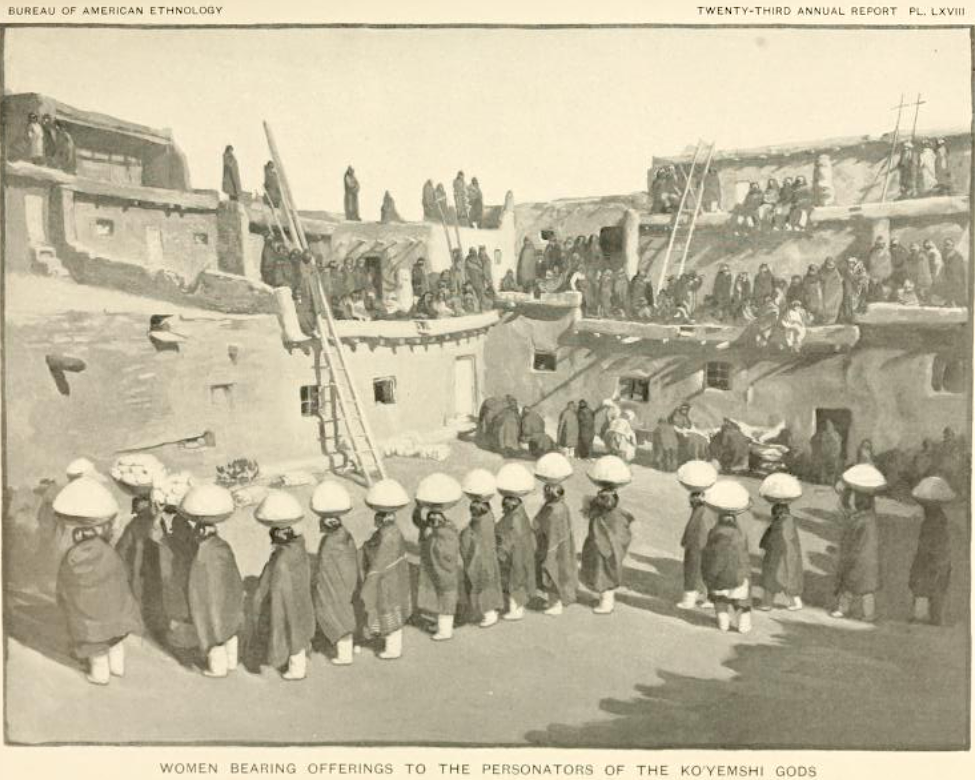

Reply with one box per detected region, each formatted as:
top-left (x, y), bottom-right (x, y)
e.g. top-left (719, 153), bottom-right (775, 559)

top-left (344, 166), bottom-right (361, 221)
top-left (264, 161), bottom-right (282, 208)
top-left (453, 171), bottom-right (469, 227)
top-left (934, 139), bottom-right (952, 194)
top-left (422, 179), bottom-right (437, 220)
top-left (24, 112), bottom-right (44, 164)
top-left (897, 141), bottom-right (917, 199)
top-left (222, 145), bottom-right (242, 201)
top-left (380, 190), bottom-right (402, 223)
top-left (468, 177), bottom-right (484, 229)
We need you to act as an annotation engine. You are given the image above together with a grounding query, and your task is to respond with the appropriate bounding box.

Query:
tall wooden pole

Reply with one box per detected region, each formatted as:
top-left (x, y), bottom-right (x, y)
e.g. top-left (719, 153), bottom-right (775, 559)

top-left (264, 121), bottom-right (308, 250)
top-left (656, 141), bottom-right (703, 292)
top-left (677, 142), bottom-right (716, 277)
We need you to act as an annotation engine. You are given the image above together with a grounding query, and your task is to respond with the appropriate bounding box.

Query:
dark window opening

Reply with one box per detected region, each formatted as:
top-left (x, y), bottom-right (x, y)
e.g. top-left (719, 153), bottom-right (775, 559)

top-left (932, 355), bottom-right (965, 394)
top-left (540, 229), bottom-right (556, 242)
top-left (300, 385), bottom-right (323, 417)
top-left (533, 351), bottom-right (557, 372)
top-left (599, 225), bottom-right (625, 255)
top-left (194, 233), bottom-right (209, 245)
top-left (95, 218), bottom-right (114, 236)
top-left (705, 361), bottom-right (732, 391)
top-left (618, 376), bottom-right (650, 403)
top-left (374, 377), bottom-right (397, 405)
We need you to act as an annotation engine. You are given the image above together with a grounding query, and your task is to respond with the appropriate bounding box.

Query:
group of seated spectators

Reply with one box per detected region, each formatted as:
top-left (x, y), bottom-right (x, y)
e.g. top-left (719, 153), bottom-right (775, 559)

top-left (730, 176), bottom-right (816, 234)
top-left (260, 231), bottom-right (501, 331)
top-left (504, 228), bottom-right (967, 348)
top-left (18, 112), bottom-right (76, 173)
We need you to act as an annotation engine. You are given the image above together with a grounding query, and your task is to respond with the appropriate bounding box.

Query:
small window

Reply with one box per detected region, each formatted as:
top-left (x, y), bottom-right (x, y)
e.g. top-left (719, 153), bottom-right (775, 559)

top-left (533, 351), bottom-right (557, 372)
top-left (705, 361), bottom-right (732, 391)
top-left (210, 383), bottom-right (234, 408)
top-left (931, 355), bottom-right (965, 394)
top-left (373, 377), bottom-right (397, 405)
top-left (194, 233), bottom-right (209, 245)
top-left (618, 376), bottom-right (650, 403)
top-left (300, 385), bottom-right (323, 416)
top-left (540, 229), bottom-right (556, 242)
top-left (95, 218), bottom-right (114, 236)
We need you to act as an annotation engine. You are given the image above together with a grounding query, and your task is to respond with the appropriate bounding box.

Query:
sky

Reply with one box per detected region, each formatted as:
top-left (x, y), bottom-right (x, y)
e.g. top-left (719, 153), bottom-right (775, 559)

top-left (4, 27), bottom-right (972, 220)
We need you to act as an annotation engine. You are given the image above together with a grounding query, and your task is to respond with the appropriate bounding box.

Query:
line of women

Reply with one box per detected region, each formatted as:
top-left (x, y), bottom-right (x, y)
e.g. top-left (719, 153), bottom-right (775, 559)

top-left (47, 452), bottom-right (638, 686)
top-left (676, 459), bottom-right (959, 633)
top-left (48, 451), bottom-right (959, 686)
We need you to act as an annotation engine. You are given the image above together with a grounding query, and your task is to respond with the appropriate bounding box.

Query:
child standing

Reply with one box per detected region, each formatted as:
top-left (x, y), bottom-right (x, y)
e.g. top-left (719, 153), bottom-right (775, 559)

top-left (252, 490), bottom-right (316, 680)
top-left (53, 478), bottom-right (142, 685)
top-left (310, 481), bottom-right (360, 665)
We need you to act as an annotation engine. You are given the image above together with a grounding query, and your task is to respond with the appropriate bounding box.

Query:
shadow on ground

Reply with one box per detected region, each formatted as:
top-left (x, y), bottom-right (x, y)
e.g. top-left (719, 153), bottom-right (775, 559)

top-left (525, 615), bottom-right (970, 750)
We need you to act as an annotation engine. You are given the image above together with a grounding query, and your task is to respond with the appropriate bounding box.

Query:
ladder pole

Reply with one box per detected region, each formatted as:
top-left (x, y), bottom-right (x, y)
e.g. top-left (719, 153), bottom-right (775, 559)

top-left (879, 94), bottom-right (905, 203)
top-left (263, 122), bottom-right (386, 483)
top-left (656, 141), bottom-right (703, 292)
top-left (264, 121), bottom-right (309, 250)
top-left (677, 142), bottom-right (716, 277)
top-left (435, 194), bottom-right (455, 255)
top-left (264, 195), bottom-right (294, 250)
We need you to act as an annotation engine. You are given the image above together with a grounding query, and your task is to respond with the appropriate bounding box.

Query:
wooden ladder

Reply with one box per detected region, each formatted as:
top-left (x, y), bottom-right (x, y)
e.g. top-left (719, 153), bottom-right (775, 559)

top-left (264, 121), bottom-right (387, 485)
top-left (655, 140), bottom-right (716, 290)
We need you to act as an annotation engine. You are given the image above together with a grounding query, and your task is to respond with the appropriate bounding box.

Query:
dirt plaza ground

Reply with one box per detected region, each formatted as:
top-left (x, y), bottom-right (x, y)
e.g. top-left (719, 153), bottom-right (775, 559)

top-left (4, 440), bottom-right (969, 748)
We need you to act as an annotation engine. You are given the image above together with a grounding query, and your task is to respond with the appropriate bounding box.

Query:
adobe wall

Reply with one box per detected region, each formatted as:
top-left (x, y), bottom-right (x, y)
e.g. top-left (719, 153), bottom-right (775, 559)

top-left (3, 281), bottom-right (492, 487)
top-left (484, 304), bottom-right (969, 454)
top-left (3, 180), bottom-right (54, 271)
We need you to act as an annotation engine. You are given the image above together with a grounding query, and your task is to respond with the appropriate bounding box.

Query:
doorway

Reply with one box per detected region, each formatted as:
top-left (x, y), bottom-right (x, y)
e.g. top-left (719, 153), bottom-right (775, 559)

top-left (145, 226), bottom-right (164, 269)
top-left (815, 408), bottom-right (852, 464)
top-left (453, 356), bottom-right (477, 419)
top-left (24, 194), bottom-right (46, 243)
top-left (363, 255), bottom-right (384, 300)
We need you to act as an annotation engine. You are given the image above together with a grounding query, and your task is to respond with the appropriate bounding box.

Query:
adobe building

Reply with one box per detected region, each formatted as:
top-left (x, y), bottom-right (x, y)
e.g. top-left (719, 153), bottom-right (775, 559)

top-left (1, 93), bottom-right (514, 488)
top-left (486, 130), bottom-right (972, 460)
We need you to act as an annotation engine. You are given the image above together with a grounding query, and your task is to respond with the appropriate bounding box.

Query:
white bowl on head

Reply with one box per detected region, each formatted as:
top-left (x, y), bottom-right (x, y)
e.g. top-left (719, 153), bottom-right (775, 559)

top-left (534, 452), bottom-right (573, 485)
top-left (415, 472), bottom-right (463, 509)
top-left (676, 460), bottom-right (718, 492)
top-left (311, 480), bottom-right (353, 516)
top-left (703, 480), bottom-right (752, 515)
top-left (181, 483), bottom-right (236, 525)
top-left (254, 489), bottom-right (304, 528)
top-left (53, 477), bottom-right (120, 525)
top-left (588, 455), bottom-right (632, 488)
top-left (759, 472), bottom-right (803, 503)
top-left (496, 463), bottom-right (535, 496)
top-left (841, 464), bottom-right (887, 494)
top-left (462, 468), bottom-right (497, 499)
top-left (911, 476), bottom-right (957, 504)
top-left (365, 479), bottom-right (410, 512)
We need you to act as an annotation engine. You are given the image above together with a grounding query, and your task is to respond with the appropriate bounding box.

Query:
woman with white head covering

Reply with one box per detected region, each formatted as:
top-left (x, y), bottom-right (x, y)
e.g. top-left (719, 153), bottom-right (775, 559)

top-left (909, 476), bottom-right (956, 626)
top-left (831, 465), bottom-right (885, 623)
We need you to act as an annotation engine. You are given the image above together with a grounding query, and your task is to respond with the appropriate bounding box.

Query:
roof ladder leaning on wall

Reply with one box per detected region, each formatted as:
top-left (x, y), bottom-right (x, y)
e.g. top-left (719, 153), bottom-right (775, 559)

top-left (264, 121), bottom-right (387, 486)
top-left (655, 139), bottom-right (716, 292)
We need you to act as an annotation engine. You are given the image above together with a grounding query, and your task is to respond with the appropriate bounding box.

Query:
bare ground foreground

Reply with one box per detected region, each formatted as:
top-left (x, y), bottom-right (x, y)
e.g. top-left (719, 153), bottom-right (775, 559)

top-left (4, 441), bottom-right (970, 747)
